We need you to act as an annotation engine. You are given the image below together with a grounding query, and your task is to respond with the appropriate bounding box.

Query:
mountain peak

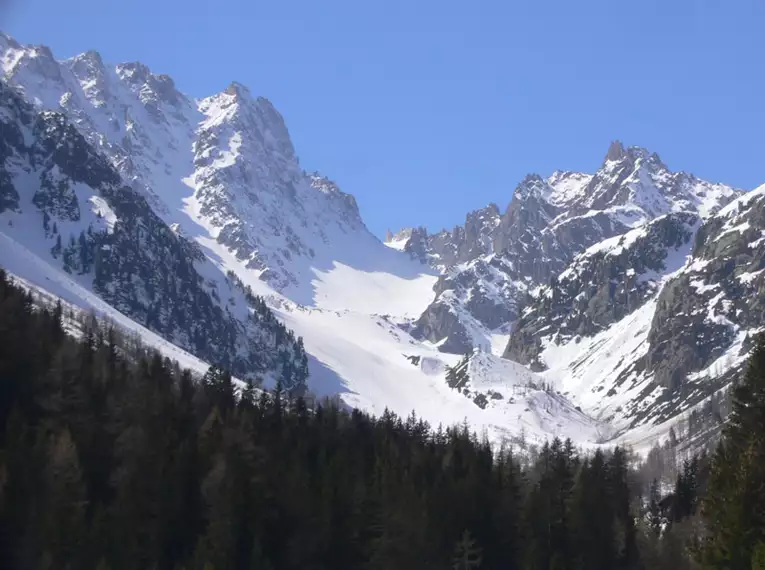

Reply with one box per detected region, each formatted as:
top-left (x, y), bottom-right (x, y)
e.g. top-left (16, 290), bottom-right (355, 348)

top-left (67, 50), bottom-right (107, 81)
top-left (384, 227), bottom-right (415, 244)
top-left (225, 81), bottom-right (251, 99)
top-left (69, 49), bottom-right (104, 67)
top-left (0, 31), bottom-right (21, 50)
top-left (604, 141), bottom-right (663, 168)
top-left (522, 173), bottom-right (544, 184)
top-left (545, 170), bottom-right (594, 207)
top-left (116, 61), bottom-right (151, 82)
top-left (581, 141), bottom-right (740, 223)
top-left (485, 202), bottom-right (501, 216)
top-left (606, 140), bottom-right (626, 161)
top-left (30, 43), bottom-right (55, 61)
top-left (513, 173), bottom-right (549, 202)
top-left (114, 61), bottom-right (185, 111)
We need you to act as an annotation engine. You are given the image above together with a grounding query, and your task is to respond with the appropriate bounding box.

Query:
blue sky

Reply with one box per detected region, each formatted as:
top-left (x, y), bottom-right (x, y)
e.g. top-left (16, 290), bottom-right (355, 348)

top-left (3, 0), bottom-right (763, 236)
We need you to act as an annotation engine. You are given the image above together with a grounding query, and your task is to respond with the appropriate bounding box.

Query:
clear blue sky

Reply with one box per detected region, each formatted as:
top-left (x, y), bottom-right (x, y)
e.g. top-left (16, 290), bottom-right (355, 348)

top-left (2, 0), bottom-right (763, 237)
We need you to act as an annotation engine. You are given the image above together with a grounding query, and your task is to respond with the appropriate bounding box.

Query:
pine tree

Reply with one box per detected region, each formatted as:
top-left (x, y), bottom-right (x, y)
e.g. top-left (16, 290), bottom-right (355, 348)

top-left (452, 529), bottom-right (482, 570)
top-left (702, 335), bottom-right (765, 570)
top-left (51, 234), bottom-right (62, 258)
top-left (39, 429), bottom-right (88, 570)
top-left (647, 478), bottom-right (662, 536)
top-left (78, 231), bottom-right (91, 273)
top-left (2, 268), bottom-right (733, 570)
top-left (610, 446), bottom-right (639, 568)
top-left (752, 543), bottom-right (765, 570)
top-left (673, 457), bottom-right (699, 523)
top-left (570, 450), bottom-right (614, 570)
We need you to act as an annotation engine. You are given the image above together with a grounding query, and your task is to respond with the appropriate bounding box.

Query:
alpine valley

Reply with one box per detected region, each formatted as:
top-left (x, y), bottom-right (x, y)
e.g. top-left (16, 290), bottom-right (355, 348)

top-left (1, 32), bottom-right (763, 452)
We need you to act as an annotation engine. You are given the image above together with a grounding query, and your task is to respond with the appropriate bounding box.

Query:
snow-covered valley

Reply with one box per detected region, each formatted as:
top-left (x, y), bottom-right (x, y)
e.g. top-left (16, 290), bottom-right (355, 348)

top-left (1, 31), bottom-right (763, 453)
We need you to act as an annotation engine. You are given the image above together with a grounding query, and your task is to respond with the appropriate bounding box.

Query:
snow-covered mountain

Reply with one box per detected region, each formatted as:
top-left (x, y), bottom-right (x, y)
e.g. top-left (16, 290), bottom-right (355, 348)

top-left (386, 141), bottom-right (755, 445)
top-left (0, 32), bottom-right (596, 448)
top-left (508, 186), bottom-right (765, 438)
top-left (1, 31), bottom-right (761, 452)
top-left (394, 142), bottom-right (741, 357)
top-left (0, 78), bottom-right (308, 387)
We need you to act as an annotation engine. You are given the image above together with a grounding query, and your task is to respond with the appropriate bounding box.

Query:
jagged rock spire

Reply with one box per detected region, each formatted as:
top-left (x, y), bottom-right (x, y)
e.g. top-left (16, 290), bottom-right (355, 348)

top-left (606, 140), bottom-right (626, 161)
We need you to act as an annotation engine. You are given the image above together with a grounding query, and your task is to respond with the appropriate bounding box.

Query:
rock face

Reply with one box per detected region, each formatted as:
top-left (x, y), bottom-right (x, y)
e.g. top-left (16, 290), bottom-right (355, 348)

top-left (411, 302), bottom-right (473, 354)
top-left (504, 212), bottom-right (700, 366)
top-left (644, 188), bottom-right (765, 392)
top-left (411, 254), bottom-right (524, 353)
top-left (189, 86), bottom-right (367, 291)
top-left (428, 203), bottom-right (502, 267)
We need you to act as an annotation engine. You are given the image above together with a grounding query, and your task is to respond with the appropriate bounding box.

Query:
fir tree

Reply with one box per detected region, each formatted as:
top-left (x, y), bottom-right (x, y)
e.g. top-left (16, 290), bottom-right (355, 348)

top-left (452, 529), bottom-right (482, 570)
top-left (647, 478), bottom-right (663, 536)
top-left (51, 234), bottom-right (62, 258)
top-left (752, 543), bottom-right (765, 570)
top-left (39, 429), bottom-right (88, 570)
top-left (702, 335), bottom-right (765, 570)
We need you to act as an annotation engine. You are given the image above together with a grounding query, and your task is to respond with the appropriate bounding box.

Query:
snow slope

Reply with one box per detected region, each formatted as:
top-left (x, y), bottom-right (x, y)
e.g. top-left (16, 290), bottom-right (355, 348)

top-left (278, 301), bottom-right (604, 445)
top-left (540, 299), bottom-right (661, 430)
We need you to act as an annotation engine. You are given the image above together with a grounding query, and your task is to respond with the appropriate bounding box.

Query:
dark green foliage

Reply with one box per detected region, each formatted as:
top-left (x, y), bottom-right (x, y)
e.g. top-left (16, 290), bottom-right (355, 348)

top-left (473, 393), bottom-right (488, 409)
top-left (752, 543), bottom-right (765, 570)
top-left (453, 529), bottom-right (482, 570)
top-left (701, 335), bottom-right (765, 570)
top-left (33, 170), bottom-right (81, 221)
top-left (672, 456), bottom-right (700, 523)
top-left (0, 175), bottom-right (19, 212)
top-left (647, 478), bottom-right (663, 535)
top-left (51, 233), bottom-right (62, 258)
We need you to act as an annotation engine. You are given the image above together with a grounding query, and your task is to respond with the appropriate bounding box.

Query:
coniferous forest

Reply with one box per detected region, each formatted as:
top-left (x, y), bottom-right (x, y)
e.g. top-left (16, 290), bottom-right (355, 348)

top-left (1, 268), bottom-right (764, 570)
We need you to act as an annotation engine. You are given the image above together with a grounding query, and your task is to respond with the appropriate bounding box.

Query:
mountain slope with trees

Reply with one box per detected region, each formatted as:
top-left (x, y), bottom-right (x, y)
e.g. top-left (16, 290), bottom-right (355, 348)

top-left (3, 267), bottom-right (764, 570)
top-left (0, 77), bottom-right (308, 389)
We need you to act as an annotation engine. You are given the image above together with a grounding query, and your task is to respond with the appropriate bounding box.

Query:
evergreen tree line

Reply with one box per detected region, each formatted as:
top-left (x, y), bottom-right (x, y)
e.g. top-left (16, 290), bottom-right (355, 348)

top-left (1, 267), bottom-right (765, 570)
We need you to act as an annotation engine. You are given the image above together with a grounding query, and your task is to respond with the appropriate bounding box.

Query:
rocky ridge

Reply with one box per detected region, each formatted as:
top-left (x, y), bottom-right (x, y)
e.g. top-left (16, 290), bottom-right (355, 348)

top-left (1, 32), bottom-right (366, 300)
top-left (395, 142), bottom-right (741, 359)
